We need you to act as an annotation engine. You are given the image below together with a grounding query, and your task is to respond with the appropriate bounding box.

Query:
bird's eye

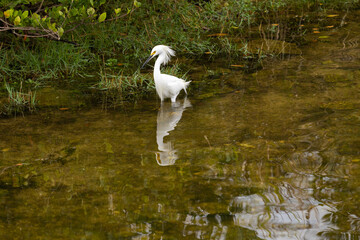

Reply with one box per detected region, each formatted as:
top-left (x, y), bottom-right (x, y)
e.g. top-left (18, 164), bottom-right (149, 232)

top-left (151, 51), bottom-right (156, 56)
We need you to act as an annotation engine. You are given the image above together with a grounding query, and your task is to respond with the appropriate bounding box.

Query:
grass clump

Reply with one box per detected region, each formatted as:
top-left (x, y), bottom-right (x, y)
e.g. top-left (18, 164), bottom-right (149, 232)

top-left (0, 39), bottom-right (92, 83)
top-left (97, 70), bottom-right (154, 95)
top-left (1, 82), bottom-right (37, 116)
top-left (95, 69), bottom-right (154, 105)
top-left (95, 64), bottom-right (188, 105)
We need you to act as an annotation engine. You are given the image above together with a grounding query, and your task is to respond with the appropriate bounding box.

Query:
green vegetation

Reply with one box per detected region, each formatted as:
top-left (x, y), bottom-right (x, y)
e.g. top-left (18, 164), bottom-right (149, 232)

top-left (96, 69), bottom-right (154, 105)
top-left (1, 0), bottom-right (359, 115)
top-left (1, 82), bottom-right (36, 116)
top-left (96, 63), bottom-right (190, 105)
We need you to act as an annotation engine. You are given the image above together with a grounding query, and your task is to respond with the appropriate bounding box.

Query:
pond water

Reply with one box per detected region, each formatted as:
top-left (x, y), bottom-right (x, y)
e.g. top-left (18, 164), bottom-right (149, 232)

top-left (1, 15), bottom-right (360, 240)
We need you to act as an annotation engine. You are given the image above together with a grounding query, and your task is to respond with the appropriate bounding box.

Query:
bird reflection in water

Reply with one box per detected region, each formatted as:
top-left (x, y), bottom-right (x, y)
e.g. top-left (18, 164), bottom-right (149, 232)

top-left (156, 98), bottom-right (191, 166)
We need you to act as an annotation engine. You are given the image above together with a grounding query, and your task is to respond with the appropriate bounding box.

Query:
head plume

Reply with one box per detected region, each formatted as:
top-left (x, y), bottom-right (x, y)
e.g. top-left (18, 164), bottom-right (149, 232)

top-left (152, 45), bottom-right (175, 65)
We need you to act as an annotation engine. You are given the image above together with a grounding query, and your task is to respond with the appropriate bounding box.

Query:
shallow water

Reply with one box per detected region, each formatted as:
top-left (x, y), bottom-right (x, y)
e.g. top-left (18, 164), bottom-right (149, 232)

top-left (1, 15), bottom-right (360, 240)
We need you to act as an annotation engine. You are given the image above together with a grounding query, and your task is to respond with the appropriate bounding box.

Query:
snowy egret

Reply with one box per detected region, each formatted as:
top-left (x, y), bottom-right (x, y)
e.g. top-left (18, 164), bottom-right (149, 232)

top-left (141, 45), bottom-right (191, 102)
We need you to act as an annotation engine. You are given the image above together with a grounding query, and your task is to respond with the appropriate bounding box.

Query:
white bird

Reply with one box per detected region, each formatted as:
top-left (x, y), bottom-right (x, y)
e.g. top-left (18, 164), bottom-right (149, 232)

top-left (141, 45), bottom-right (191, 102)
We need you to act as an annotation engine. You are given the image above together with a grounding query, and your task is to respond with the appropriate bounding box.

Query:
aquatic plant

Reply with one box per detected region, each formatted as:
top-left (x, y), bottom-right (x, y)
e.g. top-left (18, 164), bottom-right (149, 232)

top-left (95, 63), bottom-right (191, 105)
top-left (1, 82), bottom-right (37, 116)
top-left (95, 68), bottom-right (154, 105)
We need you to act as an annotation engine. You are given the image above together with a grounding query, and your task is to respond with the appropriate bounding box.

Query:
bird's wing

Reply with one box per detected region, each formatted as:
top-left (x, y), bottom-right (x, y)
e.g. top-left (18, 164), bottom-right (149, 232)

top-left (162, 74), bottom-right (186, 86)
top-left (162, 74), bottom-right (184, 82)
top-left (164, 74), bottom-right (187, 94)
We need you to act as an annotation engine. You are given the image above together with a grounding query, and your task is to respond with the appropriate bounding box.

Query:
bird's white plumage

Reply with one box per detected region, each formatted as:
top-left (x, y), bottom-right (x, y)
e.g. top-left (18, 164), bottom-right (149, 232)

top-left (156, 45), bottom-right (175, 66)
top-left (142, 45), bottom-right (190, 102)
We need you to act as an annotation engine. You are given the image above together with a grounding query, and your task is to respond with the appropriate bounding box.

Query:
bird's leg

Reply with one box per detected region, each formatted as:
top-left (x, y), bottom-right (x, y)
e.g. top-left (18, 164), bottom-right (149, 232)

top-left (171, 101), bottom-right (180, 108)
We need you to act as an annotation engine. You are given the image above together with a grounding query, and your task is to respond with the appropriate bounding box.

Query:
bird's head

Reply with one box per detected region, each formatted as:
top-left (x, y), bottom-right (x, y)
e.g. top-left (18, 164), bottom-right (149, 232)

top-left (141, 45), bottom-right (175, 69)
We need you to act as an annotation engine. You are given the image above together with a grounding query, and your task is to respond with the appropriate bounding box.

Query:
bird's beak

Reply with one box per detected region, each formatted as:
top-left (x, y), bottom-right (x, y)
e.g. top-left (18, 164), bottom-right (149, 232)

top-left (141, 51), bottom-right (156, 69)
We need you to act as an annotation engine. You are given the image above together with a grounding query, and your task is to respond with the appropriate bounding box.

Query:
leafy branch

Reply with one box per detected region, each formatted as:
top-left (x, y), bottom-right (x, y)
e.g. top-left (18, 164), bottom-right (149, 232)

top-left (0, 0), bottom-right (139, 41)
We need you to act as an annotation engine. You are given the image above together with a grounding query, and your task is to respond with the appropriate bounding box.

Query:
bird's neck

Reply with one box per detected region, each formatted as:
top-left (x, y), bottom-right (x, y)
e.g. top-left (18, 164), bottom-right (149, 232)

top-left (154, 55), bottom-right (165, 78)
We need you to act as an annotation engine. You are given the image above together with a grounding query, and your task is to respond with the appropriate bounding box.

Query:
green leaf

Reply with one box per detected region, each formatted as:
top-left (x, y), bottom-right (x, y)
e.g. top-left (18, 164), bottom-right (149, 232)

top-left (51, 23), bottom-right (56, 31)
top-left (114, 8), bottom-right (121, 15)
top-left (22, 10), bottom-right (28, 18)
top-left (57, 27), bottom-right (64, 37)
top-left (70, 8), bottom-right (78, 17)
top-left (47, 22), bottom-right (56, 32)
top-left (14, 16), bottom-right (21, 26)
top-left (32, 13), bottom-right (40, 20)
top-left (87, 7), bottom-right (95, 16)
top-left (98, 12), bottom-right (106, 22)
top-left (89, 0), bottom-right (94, 7)
top-left (80, 6), bottom-right (86, 16)
top-left (134, 0), bottom-right (141, 8)
top-left (4, 9), bottom-right (13, 18)
top-left (31, 13), bottom-right (40, 26)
